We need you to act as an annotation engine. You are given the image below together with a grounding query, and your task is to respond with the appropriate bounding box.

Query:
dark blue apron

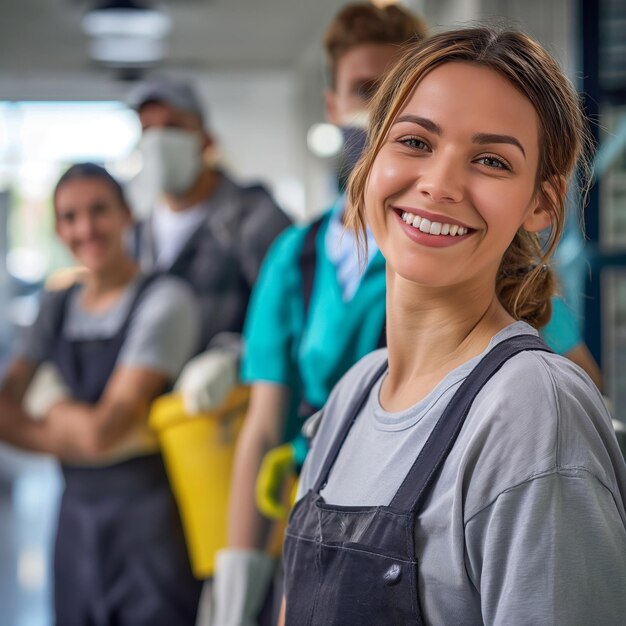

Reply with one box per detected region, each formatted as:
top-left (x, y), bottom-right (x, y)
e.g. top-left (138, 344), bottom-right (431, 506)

top-left (48, 274), bottom-right (202, 626)
top-left (283, 334), bottom-right (552, 625)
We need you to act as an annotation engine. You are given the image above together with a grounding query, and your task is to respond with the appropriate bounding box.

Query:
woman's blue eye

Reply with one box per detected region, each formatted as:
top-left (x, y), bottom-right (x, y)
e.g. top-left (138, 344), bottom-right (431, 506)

top-left (477, 156), bottom-right (510, 170)
top-left (400, 137), bottom-right (429, 151)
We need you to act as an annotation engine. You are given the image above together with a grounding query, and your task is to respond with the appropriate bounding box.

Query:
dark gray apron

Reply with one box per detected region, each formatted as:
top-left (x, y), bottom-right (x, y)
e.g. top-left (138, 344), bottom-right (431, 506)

top-left (48, 274), bottom-right (202, 626)
top-left (283, 334), bottom-right (552, 625)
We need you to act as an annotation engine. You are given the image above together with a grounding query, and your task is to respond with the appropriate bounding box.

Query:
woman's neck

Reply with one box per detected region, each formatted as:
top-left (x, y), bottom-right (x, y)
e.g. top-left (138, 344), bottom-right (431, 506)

top-left (380, 269), bottom-right (514, 412)
top-left (81, 256), bottom-right (139, 311)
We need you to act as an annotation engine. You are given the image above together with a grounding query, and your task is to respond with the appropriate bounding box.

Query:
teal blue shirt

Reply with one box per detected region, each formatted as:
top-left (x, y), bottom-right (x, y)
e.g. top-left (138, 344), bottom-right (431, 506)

top-left (241, 208), bottom-right (386, 442)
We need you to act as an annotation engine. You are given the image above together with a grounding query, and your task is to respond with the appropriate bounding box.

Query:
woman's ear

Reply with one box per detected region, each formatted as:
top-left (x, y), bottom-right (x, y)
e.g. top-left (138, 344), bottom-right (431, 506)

top-left (522, 176), bottom-right (566, 233)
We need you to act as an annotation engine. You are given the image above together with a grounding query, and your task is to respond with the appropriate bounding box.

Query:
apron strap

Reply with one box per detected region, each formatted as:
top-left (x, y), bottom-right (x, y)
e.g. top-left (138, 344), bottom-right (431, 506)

top-left (300, 215), bottom-right (325, 320)
top-left (53, 272), bottom-right (162, 400)
top-left (377, 320), bottom-right (387, 349)
top-left (116, 272), bottom-right (162, 338)
top-left (390, 334), bottom-right (553, 513)
top-left (312, 359), bottom-right (389, 493)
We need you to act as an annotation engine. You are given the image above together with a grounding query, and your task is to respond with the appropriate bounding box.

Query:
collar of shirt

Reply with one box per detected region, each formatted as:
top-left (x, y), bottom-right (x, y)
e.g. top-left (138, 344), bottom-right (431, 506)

top-left (325, 195), bottom-right (379, 302)
top-left (152, 199), bottom-right (208, 270)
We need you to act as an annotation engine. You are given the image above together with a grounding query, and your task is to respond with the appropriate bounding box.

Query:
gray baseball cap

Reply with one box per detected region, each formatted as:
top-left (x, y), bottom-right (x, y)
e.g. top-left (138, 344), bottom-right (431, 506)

top-left (128, 77), bottom-right (205, 123)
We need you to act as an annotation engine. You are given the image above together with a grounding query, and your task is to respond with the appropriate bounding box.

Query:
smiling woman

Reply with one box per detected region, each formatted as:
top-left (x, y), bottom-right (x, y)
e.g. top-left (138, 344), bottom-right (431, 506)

top-left (53, 164), bottom-right (133, 278)
top-left (0, 163), bottom-right (204, 625)
top-left (362, 62), bottom-right (551, 302)
top-left (281, 27), bottom-right (626, 626)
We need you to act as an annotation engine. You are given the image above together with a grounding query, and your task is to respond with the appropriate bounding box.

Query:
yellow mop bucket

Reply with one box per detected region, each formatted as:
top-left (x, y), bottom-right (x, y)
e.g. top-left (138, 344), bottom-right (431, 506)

top-left (149, 386), bottom-right (249, 579)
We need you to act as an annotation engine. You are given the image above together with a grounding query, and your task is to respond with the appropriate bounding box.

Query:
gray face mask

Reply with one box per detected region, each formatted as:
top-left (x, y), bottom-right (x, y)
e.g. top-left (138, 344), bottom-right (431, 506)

top-left (138, 127), bottom-right (203, 199)
top-left (336, 126), bottom-right (368, 192)
top-left (335, 110), bottom-right (370, 192)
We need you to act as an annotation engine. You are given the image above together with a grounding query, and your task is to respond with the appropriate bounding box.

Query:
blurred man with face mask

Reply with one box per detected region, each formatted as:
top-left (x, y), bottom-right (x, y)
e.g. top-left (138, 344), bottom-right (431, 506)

top-left (129, 79), bottom-right (291, 358)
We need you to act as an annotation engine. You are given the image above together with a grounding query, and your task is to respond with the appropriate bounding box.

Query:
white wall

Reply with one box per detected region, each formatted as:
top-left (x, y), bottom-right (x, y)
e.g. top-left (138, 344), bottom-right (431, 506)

top-left (423, 0), bottom-right (577, 77)
top-left (194, 70), bottom-right (308, 221)
top-left (0, 68), bottom-right (313, 222)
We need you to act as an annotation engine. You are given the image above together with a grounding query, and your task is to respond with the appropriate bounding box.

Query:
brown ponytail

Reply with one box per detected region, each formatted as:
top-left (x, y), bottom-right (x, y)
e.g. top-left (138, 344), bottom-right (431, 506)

top-left (496, 231), bottom-right (556, 329)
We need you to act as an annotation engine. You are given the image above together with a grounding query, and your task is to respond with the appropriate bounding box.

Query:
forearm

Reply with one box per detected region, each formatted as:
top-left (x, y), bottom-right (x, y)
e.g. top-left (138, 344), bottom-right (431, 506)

top-left (0, 397), bottom-right (94, 462)
top-left (278, 596), bottom-right (286, 626)
top-left (1, 363), bottom-right (165, 463)
top-left (46, 399), bottom-right (147, 459)
top-left (214, 382), bottom-right (289, 626)
top-left (227, 421), bottom-right (276, 548)
top-left (0, 396), bottom-right (141, 463)
top-left (226, 382), bottom-right (289, 549)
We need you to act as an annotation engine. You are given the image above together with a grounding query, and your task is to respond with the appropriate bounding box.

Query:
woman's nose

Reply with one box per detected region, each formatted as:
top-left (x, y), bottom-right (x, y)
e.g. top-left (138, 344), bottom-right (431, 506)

top-left (415, 153), bottom-right (464, 204)
top-left (75, 214), bottom-right (96, 238)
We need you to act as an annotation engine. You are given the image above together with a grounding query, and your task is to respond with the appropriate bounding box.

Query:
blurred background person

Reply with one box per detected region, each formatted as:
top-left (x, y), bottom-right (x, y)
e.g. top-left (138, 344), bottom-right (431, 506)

top-left (0, 163), bottom-right (203, 625)
top-left (128, 76), bottom-right (291, 354)
top-left (208, 6), bottom-right (429, 626)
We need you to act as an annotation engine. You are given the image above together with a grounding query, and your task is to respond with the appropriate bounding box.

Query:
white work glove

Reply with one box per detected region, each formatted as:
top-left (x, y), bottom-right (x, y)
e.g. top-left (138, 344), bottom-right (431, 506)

top-left (204, 548), bottom-right (274, 626)
top-left (23, 364), bottom-right (70, 421)
top-left (175, 349), bottom-right (239, 414)
top-left (195, 579), bottom-right (213, 626)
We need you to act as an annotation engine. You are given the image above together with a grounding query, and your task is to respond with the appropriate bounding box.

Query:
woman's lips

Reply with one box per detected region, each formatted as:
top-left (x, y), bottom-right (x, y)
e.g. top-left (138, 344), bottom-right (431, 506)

top-left (392, 206), bottom-right (474, 233)
top-left (392, 208), bottom-right (476, 248)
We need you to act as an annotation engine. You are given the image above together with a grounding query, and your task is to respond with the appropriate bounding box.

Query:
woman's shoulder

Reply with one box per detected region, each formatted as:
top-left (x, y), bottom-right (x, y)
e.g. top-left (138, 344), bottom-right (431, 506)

top-left (118, 274), bottom-right (201, 374)
top-left (492, 346), bottom-right (605, 419)
top-left (128, 274), bottom-right (200, 338)
top-left (481, 322), bottom-right (603, 415)
top-left (38, 284), bottom-right (73, 313)
top-left (513, 350), bottom-right (617, 467)
top-left (138, 273), bottom-right (198, 310)
top-left (32, 284), bottom-right (81, 335)
top-left (462, 345), bottom-right (620, 516)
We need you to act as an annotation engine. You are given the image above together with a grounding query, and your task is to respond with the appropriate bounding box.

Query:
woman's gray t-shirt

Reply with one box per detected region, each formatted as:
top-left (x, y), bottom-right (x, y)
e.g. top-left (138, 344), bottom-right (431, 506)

top-left (17, 274), bottom-right (200, 462)
top-left (298, 322), bottom-right (626, 625)
top-left (21, 274), bottom-right (200, 380)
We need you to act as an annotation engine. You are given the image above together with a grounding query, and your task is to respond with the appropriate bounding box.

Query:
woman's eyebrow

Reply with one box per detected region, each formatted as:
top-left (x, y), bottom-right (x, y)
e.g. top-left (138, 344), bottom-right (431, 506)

top-left (472, 133), bottom-right (526, 157)
top-left (394, 115), bottom-right (442, 135)
top-left (393, 115), bottom-right (527, 159)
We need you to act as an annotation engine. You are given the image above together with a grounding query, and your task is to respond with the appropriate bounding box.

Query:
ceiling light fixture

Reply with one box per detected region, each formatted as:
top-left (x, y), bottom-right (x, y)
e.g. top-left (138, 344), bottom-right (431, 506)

top-left (82, 1), bottom-right (171, 66)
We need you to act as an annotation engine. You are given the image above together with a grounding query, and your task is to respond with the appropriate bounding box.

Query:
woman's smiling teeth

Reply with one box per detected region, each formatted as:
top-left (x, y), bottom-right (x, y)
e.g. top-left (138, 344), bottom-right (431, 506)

top-left (401, 211), bottom-right (468, 236)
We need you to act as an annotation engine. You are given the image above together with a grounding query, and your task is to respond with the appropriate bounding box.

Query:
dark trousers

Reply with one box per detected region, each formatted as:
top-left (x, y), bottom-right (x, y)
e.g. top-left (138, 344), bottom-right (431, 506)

top-left (54, 454), bottom-right (202, 626)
